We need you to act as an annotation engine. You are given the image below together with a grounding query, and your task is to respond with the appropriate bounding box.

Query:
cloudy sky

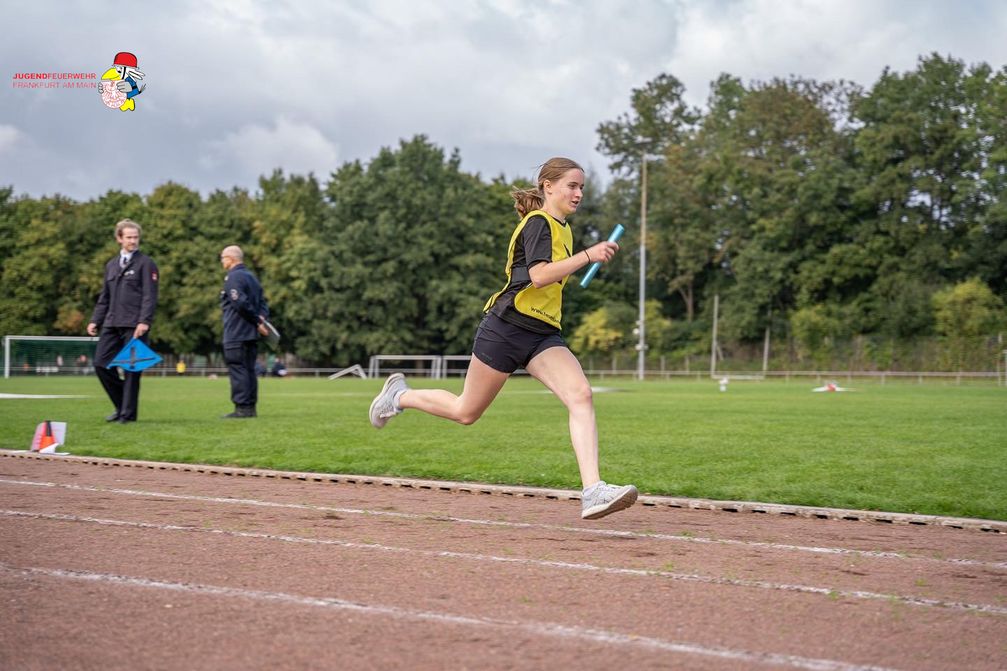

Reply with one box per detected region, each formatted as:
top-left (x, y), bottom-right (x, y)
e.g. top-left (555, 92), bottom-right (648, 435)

top-left (3, 0), bottom-right (1006, 201)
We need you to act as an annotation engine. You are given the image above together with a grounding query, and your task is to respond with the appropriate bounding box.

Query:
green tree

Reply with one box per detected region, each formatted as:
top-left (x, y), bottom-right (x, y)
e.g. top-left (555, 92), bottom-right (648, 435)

top-left (569, 300), bottom-right (671, 359)
top-left (699, 76), bottom-right (860, 341)
top-left (0, 196), bottom-right (78, 335)
top-left (967, 63), bottom-right (1007, 294)
top-left (0, 187), bottom-right (17, 270)
top-left (595, 73), bottom-right (703, 340)
top-left (647, 143), bottom-right (717, 323)
top-left (569, 305), bottom-right (626, 356)
top-left (299, 136), bottom-right (509, 364)
top-left (641, 299), bottom-right (675, 355)
top-left (183, 188), bottom-right (258, 356)
top-left (933, 278), bottom-right (1005, 339)
top-left (790, 304), bottom-right (842, 367)
top-left (933, 278), bottom-right (1005, 370)
top-left (140, 182), bottom-right (203, 353)
top-left (247, 171), bottom-right (327, 357)
top-left (596, 73), bottom-right (699, 175)
top-left (853, 53), bottom-right (1003, 333)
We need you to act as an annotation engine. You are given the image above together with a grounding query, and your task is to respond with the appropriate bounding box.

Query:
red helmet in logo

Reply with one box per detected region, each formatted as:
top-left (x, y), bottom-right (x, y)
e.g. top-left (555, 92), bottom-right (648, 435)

top-left (113, 52), bottom-right (138, 68)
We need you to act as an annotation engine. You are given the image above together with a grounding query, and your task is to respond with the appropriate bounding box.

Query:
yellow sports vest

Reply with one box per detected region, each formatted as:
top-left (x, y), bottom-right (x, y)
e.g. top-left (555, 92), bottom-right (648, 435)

top-left (483, 210), bottom-right (573, 330)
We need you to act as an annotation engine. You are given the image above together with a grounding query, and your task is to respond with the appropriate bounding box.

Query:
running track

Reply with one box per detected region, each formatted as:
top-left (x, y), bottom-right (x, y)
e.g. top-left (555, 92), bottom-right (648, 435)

top-left (1, 452), bottom-right (1004, 670)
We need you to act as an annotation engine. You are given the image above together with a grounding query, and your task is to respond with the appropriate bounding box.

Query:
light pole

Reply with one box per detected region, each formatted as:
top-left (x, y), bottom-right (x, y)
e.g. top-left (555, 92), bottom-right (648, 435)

top-left (637, 158), bottom-right (648, 381)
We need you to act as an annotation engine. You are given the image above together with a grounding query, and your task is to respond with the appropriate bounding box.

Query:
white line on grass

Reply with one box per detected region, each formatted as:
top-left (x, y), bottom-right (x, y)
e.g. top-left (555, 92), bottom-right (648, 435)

top-left (1, 478), bottom-right (1003, 571)
top-left (0, 561), bottom-right (901, 671)
top-left (4, 509), bottom-right (1004, 616)
top-left (0, 393), bottom-right (89, 399)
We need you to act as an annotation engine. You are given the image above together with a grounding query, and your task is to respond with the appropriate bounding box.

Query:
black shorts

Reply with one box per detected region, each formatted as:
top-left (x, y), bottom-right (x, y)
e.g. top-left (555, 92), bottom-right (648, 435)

top-left (471, 312), bottom-right (567, 374)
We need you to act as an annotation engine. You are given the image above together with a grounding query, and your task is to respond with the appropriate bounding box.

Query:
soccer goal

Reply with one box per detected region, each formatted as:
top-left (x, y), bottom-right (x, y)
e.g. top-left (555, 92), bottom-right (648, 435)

top-left (367, 355), bottom-right (473, 379)
top-left (368, 355), bottom-right (448, 379)
top-left (3, 335), bottom-right (99, 378)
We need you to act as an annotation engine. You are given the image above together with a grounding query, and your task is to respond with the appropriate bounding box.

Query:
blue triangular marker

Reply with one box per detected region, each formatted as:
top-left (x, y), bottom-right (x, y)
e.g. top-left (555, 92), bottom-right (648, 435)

top-left (109, 338), bottom-right (162, 372)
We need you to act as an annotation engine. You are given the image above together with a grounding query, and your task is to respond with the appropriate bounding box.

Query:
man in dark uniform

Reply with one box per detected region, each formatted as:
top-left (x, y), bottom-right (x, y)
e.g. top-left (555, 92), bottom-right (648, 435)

top-left (219, 245), bottom-right (269, 418)
top-left (87, 219), bottom-right (159, 423)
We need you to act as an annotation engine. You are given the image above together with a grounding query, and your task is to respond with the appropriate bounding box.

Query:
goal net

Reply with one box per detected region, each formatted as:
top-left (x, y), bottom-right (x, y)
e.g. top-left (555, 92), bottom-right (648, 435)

top-left (3, 336), bottom-right (99, 378)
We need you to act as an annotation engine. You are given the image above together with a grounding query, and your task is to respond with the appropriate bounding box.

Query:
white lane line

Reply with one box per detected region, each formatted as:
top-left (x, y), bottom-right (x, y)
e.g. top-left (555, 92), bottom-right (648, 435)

top-left (1, 478), bottom-right (1003, 571)
top-left (1, 562), bottom-right (900, 671)
top-left (4, 509), bottom-right (1004, 616)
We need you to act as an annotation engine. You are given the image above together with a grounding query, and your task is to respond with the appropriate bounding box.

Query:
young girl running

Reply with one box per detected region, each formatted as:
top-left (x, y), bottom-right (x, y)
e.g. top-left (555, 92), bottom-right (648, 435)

top-left (369, 157), bottom-right (638, 520)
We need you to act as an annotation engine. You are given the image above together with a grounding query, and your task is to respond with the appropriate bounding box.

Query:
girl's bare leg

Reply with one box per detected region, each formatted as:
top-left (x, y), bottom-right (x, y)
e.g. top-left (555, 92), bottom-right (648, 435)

top-left (398, 355), bottom-right (509, 425)
top-left (525, 346), bottom-right (600, 487)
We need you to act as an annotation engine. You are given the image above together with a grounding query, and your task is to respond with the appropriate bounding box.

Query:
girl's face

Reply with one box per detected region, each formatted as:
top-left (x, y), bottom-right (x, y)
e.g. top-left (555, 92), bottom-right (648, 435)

top-left (543, 168), bottom-right (585, 219)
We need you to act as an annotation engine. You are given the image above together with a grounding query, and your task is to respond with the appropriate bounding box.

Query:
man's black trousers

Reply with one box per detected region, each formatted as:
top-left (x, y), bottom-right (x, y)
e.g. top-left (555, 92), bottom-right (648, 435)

top-left (224, 340), bottom-right (258, 407)
top-left (94, 327), bottom-right (146, 421)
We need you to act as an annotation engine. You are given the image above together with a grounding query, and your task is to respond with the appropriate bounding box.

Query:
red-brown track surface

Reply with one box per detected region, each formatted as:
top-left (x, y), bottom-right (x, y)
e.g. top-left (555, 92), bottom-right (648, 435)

top-left (1, 452), bottom-right (1004, 671)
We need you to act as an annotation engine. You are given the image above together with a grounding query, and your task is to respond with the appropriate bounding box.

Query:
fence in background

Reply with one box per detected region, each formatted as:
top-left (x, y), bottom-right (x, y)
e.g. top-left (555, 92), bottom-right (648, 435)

top-left (5, 336), bottom-right (1005, 385)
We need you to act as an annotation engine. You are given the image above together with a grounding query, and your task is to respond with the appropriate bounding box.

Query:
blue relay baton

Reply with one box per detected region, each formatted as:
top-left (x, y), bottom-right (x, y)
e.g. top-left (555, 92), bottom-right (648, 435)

top-left (579, 224), bottom-right (625, 288)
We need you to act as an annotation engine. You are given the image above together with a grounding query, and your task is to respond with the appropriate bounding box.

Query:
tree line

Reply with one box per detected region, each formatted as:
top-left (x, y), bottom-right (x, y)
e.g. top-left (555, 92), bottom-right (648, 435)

top-left (1, 53), bottom-right (1004, 370)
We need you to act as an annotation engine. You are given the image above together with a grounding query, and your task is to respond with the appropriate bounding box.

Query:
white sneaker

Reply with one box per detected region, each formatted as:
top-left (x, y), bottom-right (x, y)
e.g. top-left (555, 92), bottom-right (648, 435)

top-left (581, 481), bottom-right (638, 520)
top-left (369, 373), bottom-right (409, 429)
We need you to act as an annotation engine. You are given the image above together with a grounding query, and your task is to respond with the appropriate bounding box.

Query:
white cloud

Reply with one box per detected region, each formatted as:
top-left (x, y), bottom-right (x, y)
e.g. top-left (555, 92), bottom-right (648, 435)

top-left (1, 0), bottom-right (1005, 198)
top-left (201, 116), bottom-right (340, 179)
top-left (0, 125), bottom-right (24, 155)
top-left (668, 0), bottom-right (1007, 109)
top-left (166, 0), bottom-right (680, 176)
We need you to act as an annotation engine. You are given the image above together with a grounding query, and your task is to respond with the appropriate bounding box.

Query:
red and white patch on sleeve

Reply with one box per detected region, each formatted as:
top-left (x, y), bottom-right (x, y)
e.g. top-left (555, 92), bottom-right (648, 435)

top-left (151, 272), bottom-right (158, 281)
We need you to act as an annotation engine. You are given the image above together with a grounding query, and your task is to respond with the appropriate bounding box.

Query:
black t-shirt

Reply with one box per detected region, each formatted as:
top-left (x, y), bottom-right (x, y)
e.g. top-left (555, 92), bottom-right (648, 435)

top-left (489, 215), bottom-right (560, 334)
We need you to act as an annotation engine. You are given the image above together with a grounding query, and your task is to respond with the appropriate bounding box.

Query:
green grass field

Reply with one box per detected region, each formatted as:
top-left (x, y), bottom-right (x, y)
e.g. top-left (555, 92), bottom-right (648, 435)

top-left (2, 375), bottom-right (1004, 521)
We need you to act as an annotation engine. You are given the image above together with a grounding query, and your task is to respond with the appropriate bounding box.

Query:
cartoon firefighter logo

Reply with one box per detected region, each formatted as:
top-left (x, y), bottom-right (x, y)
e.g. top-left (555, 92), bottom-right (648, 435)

top-left (99, 51), bottom-right (145, 111)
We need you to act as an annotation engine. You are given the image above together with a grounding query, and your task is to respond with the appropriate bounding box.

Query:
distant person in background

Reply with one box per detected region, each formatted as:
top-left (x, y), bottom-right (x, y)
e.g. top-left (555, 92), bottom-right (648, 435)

top-left (219, 245), bottom-right (270, 418)
top-left (87, 219), bottom-right (159, 424)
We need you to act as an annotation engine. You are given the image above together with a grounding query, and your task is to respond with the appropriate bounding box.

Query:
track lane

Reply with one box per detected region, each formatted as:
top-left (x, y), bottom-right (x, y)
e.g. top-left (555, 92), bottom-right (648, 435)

top-left (2, 457), bottom-right (1006, 670)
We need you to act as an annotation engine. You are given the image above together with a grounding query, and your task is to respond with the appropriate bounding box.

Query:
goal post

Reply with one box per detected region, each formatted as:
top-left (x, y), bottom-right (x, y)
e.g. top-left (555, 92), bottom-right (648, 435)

top-left (441, 355), bottom-right (472, 377)
top-left (3, 335), bottom-right (99, 378)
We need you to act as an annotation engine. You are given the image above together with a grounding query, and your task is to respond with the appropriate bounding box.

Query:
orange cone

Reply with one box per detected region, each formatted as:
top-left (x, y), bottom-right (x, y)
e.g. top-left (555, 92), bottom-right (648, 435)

top-left (36, 422), bottom-right (58, 452)
top-left (30, 421), bottom-right (66, 453)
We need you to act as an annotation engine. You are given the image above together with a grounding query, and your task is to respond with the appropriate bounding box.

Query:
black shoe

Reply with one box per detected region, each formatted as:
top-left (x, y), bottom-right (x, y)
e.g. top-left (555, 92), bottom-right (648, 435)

top-left (222, 405), bottom-right (256, 419)
top-left (105, 413), bottom-right (120, 422)
top-left (116, 417), bottom-right (135, 424)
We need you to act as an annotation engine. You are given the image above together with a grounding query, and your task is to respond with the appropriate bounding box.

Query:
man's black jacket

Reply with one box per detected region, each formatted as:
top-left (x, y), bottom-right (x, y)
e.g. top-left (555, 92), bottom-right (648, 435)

top-left (91, 251), bottom-right (159, 327)
top-left (221, 263), bottom-right (269, 345)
